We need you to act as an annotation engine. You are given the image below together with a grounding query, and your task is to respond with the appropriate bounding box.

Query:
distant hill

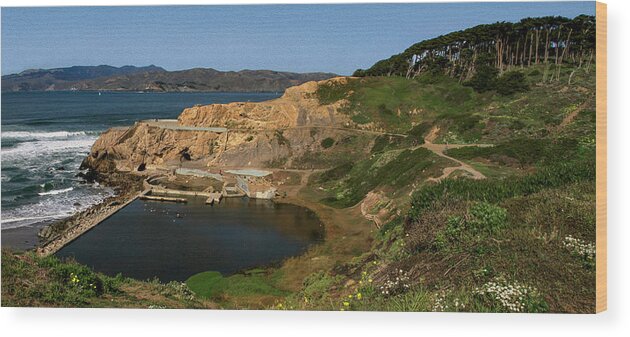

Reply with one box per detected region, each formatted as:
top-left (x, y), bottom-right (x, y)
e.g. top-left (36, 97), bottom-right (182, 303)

top-left (1, 65), bottom-right (337, 92)
top-left (1, 65), bottom-right (165, 91)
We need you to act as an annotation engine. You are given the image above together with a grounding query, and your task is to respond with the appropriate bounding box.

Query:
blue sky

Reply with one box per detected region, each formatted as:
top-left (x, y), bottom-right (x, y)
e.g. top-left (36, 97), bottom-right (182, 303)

top-left (1, 2), bottom-right (595, 75)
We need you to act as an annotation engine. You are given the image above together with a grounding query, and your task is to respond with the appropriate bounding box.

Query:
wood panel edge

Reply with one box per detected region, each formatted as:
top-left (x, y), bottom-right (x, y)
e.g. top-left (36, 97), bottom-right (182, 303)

top-left (595, 0), bottom-right (607, 314)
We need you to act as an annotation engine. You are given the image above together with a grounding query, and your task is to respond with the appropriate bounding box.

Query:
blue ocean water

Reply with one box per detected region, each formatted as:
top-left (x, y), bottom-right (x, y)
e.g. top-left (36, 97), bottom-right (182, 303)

top-left (1, 91), bottom-right (280, 230)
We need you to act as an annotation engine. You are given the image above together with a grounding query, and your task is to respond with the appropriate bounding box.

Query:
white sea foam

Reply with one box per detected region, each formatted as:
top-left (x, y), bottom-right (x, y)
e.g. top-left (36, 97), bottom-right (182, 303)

top-left (1, 130), bottom-right (92, 140)
top-left (0, 137), bottom-right (97, 159)
top-left (1, 186), bottom-right (114, 229)
top-left (1, 128), bottom-right (107, 230)
top-left (38, 187), bottom-right (74, 196)
top-left (1, 214), bottom-right (69, 225)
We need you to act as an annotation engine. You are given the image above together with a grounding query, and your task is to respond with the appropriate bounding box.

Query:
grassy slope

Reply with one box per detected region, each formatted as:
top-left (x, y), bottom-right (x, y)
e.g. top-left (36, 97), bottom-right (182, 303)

top-left (274, 64), bottom-right (596, 313)
top-left (1, 250), bottom-right (215, 309)
top-left (317, 64), bottom-right (594, 143)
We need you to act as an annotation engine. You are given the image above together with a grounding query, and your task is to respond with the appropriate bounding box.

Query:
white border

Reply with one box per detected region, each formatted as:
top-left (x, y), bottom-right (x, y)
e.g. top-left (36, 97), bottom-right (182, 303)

top-left (1, 1), bottom-right (629, 336)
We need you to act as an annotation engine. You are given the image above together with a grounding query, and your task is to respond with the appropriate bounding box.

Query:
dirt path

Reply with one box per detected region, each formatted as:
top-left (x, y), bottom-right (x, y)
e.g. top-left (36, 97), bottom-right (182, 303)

top-left (419, 132), bottom-right (493, 182)
top-left (275, 168), bottom-right (324, 198)
top-left (424, 126), bottom-right (441, 143)
top-left (553, 101), bottom-right (589, 133)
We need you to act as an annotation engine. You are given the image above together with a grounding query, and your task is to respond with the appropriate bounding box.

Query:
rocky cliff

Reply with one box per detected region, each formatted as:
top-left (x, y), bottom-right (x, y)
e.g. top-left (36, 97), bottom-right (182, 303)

top-left (82, 77), bottom-right (362, 173)
top-left (177, 78), bottom-right (351, 129)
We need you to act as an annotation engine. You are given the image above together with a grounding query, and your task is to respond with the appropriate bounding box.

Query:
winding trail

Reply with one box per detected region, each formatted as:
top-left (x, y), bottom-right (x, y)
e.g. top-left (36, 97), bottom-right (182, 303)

top-left (419, 127), bottom-right (493, 182)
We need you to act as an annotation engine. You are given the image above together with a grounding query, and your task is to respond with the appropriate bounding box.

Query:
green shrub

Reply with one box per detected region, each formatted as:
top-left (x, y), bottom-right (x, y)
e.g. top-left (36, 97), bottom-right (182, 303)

top-left (351, 114), bottom-right (371, 124)
top-left (47, 259), bottom-right (105, 297)
top-left (2, 252), bottom-right (131, 306)
top-left (313, 162), bottom-right (354, 184)
top-left (434, 202), bottom-right (507, 251)
top-left (274, 130), bottom-right (290, 146)
top-left (528, 69), bottom-right (541, 76)
top-left (496, 71), bottom-right (529, 95)
top-left (465, 54), bottom-right (498, 93)
top-left (370, 135), bottom-right (410, 153)
top-left (378, 217), bottom-right (404, 238)
top-left (385, 288), bottom-right (432, 311)
top-left (434, 216), bottom-right (465, 251)
top-left (406, 123), bottom-right (431, 144)
top-left (315, 81), bottom-right (352, 104)
top-left (378, 104), bottom-right (394, 116)
top-left (300, 271), bottom-right (341, 304)
top-left (321, 137), bottom-right (335, 149)
top-left (468, 202), bottom-right (507, 234)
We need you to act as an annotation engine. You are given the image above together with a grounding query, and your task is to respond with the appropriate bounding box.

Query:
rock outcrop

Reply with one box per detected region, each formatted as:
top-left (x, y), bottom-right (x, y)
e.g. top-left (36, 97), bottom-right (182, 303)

top-left (82, 78), bottom-right (362, 173)
top-left (178, 77), bottom-right (351, 129)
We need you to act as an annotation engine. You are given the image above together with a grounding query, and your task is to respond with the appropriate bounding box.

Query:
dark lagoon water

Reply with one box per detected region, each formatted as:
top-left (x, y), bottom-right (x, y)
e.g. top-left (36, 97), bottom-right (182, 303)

top-left (1, 91), bottom-right (280, 249)
top-left (56, 197), bottom-right (325, 282)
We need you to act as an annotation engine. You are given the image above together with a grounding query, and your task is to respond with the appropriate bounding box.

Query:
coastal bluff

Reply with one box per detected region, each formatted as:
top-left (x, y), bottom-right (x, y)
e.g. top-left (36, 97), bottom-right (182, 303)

top-left (177, 78), bottom-right (350, 129)
top-left (82, 77), bottom-right (359, 172)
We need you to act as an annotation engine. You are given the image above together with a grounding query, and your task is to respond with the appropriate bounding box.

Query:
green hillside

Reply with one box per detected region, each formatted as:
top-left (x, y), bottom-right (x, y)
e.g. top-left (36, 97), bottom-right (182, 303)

top-left (279, 59), bottom-right (596, 312)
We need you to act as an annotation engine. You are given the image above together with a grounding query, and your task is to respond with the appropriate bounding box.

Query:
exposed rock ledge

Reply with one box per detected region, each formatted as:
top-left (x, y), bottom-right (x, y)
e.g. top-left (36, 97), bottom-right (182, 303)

top-left (82, 77), bottom-right (360, 173)
top-left (177, 77), bottom-right (351, 129)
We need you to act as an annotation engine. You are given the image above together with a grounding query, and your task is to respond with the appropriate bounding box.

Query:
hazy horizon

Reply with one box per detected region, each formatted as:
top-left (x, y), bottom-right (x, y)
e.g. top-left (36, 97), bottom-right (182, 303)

top-left (2, 3), bottom-right (595, 75)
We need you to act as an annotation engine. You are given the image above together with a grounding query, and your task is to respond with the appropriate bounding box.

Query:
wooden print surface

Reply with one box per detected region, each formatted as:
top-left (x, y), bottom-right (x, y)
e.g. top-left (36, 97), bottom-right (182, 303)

top-left (596, 1), bottom-right (607, 313)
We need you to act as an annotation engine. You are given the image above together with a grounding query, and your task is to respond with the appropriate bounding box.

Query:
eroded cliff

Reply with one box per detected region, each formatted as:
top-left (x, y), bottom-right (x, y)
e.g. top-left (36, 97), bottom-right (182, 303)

top-left (177, 77), bottom-right (351, 129)
top-left (82, 77), bottom-right (366, 173)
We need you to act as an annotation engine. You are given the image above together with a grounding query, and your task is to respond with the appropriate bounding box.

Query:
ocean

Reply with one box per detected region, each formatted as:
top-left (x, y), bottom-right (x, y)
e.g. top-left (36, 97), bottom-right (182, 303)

top-left (1, 91), bottom-right (280, 249)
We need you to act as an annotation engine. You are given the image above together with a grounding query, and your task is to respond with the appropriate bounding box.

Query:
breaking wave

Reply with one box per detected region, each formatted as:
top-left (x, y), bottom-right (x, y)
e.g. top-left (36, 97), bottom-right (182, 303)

top-left (2, 130), bottom-right (94, 140)
top-left (38, 187), bottom-right (74, 196)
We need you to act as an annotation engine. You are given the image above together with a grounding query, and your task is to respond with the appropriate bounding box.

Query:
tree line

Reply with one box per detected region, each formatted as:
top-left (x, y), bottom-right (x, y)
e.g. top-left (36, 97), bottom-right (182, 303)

top-left (354, 15), bottom-right (596, 83)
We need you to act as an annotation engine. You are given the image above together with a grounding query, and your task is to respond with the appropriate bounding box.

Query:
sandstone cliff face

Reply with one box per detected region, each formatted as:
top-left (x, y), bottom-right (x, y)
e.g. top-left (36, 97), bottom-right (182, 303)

top-left (83, 77), bottom-right (365, 173)
top-left (83, 124), bottom-right (222, 172)
top-left (178, 78), bottom-right (352, 129)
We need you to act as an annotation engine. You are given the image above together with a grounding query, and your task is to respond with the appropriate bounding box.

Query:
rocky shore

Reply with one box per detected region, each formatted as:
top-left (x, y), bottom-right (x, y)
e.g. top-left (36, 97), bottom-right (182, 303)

top-left (35, 170), bottom-right (145, 256)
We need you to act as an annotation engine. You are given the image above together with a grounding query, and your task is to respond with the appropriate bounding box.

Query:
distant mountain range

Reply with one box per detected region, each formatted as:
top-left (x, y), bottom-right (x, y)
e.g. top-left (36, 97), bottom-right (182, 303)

top-left (1, 65), bottom-right (337, 92)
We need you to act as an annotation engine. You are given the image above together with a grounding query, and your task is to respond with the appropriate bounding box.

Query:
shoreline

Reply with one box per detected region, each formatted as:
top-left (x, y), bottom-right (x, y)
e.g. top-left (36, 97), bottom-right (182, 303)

top-left (35, 188), bottom-right (146, 256)
top-left (16, 165), bottom-right (372, 293)
top-left (1, 224), bottom-right (49, 252)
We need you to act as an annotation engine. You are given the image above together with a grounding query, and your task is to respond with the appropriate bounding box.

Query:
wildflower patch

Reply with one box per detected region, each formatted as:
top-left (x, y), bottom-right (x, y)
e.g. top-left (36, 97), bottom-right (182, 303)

top-left (562, 235), bottom-right (595, 268)
top-left (474, 277), bottom-right (548, 313)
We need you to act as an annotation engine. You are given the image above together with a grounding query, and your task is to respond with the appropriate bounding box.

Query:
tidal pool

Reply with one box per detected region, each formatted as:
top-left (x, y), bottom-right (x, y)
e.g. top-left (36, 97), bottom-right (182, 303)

top-left (56, 197), bottom-right (325, 282)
